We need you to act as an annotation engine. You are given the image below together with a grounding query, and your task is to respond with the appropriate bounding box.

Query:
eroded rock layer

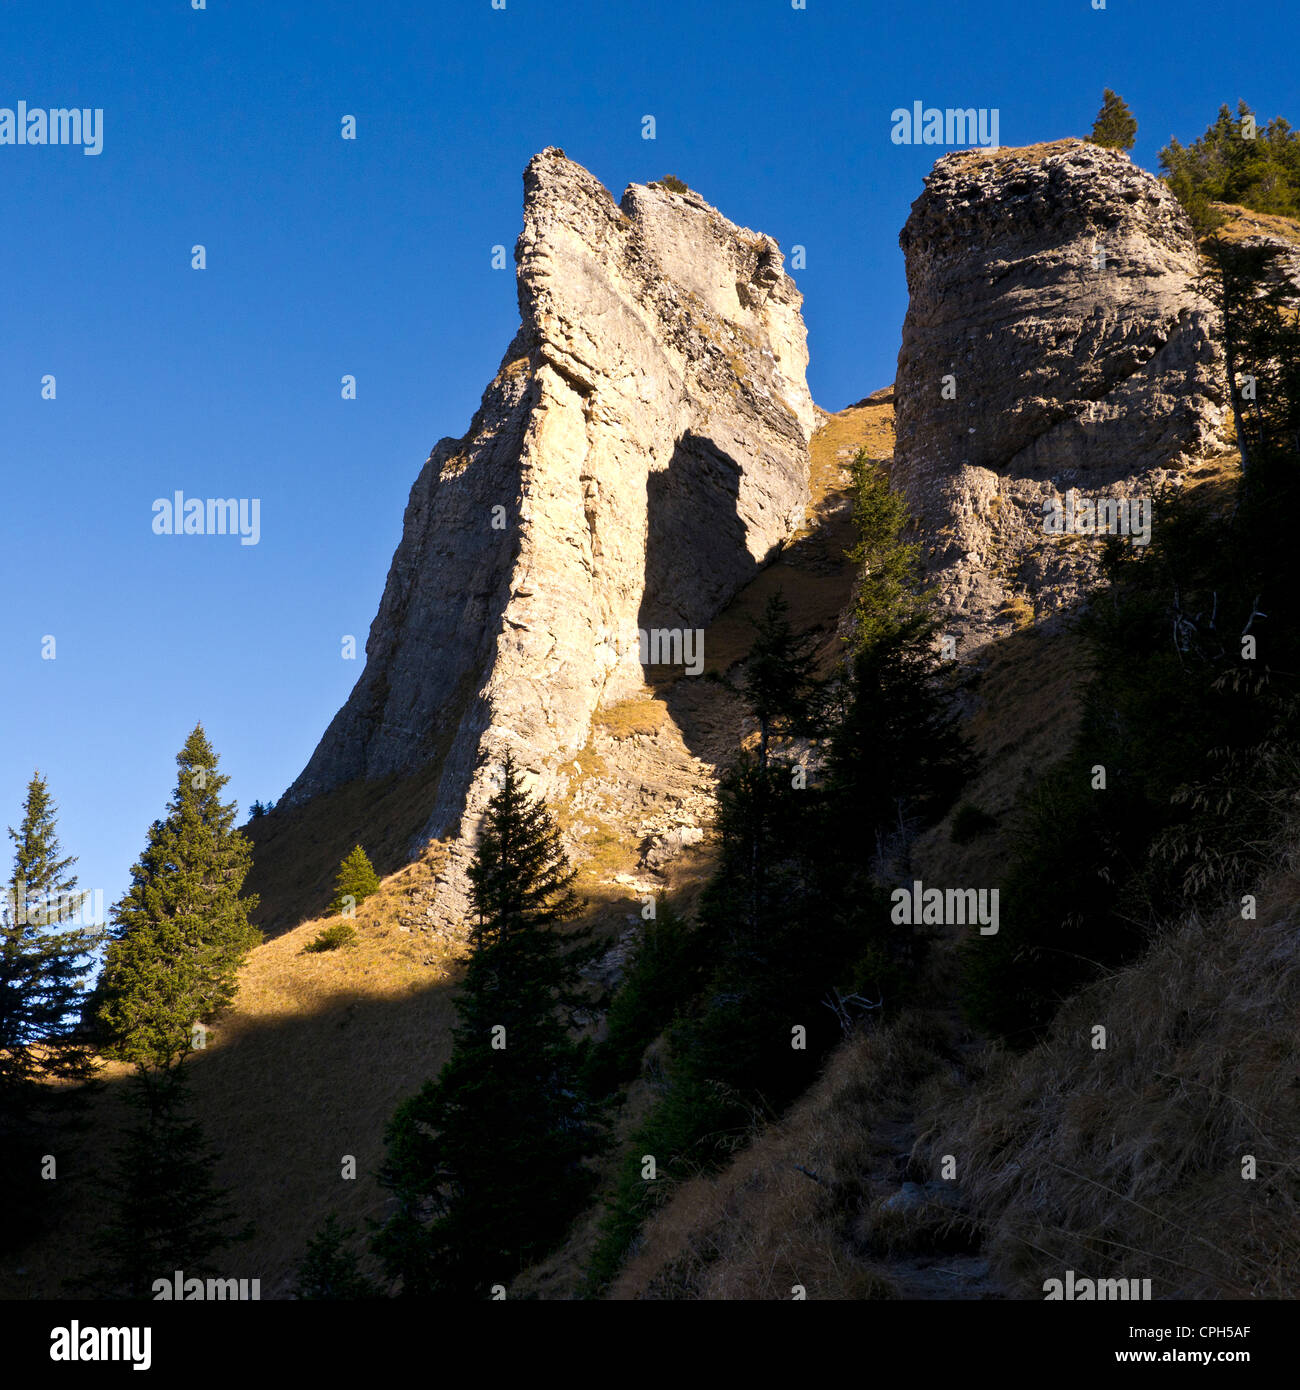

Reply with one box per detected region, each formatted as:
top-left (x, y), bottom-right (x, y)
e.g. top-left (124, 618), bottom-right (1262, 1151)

top-left (283, 149), bottom-right (813, 919)
top-left (893, 139), bottom-right (1226, 648)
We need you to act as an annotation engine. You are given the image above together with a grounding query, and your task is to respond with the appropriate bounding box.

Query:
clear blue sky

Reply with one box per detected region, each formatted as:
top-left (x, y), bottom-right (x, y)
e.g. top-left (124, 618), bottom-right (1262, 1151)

top-left (2, 0), bottom-right (1296, 920)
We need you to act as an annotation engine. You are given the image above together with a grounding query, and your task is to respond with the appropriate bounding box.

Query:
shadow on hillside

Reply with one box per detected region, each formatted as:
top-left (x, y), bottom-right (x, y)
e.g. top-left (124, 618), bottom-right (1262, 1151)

top-left (3, 970), bottom-right (461, 1301)
top-left (244, 762), bottom-right (447, 936)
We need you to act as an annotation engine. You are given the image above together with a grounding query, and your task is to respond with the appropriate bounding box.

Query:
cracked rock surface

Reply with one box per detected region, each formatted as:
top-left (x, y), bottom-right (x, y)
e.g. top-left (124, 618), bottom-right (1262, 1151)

top-left (283, 149), bottom-right (813, 921)
top-left (893, 139), bottom-right (1227, 651)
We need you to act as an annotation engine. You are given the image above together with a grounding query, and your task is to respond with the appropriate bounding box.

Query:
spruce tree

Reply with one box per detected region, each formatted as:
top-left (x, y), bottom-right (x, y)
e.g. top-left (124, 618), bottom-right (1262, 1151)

top-left (84, 1066), bottom-right (248, 1298)
top-left (846, 451), bottom-right (927, 652)
top-left (0, 773), bottom-right (102, 1251)
top-left (1161, 102), bottom-right (1300, 234)
top-left (827, 615), bottom-right (973, 865)
top-left (741, 591), bottom-right (821, 769)
top-left (95, 726), bottom-right (260, 1070)
top-left (330, 845), bottom-right (381, 916)
top-left (2, 773), bottom-right (101, 1088)
top-left (374, 752), bottom-right (600, 1297)
top-left (832, 453), bottom-right (975, 985)
top-left (1088, 90), bottom-right (1138, 151)
top-left (294, 1214), bottom-right (379, 1298)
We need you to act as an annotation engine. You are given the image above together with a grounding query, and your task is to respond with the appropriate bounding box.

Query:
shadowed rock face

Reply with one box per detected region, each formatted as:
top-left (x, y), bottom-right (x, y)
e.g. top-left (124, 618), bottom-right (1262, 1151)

top-left (894, 139), bottom-right (1227, 650)
top-left (283, 149), bottom-right (813, 919)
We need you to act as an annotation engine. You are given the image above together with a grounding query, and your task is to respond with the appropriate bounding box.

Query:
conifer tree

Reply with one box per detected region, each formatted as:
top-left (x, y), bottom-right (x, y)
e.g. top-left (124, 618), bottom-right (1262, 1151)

top-left (846, 451), bottom-right (927, 652)
top-left (826, 615), bottom-right (974, 867)
top-left (741, 591), bottom-right (821, 769)
top-left (95, 726), bottom-right (260, 1070)
top-left (1088, 89), bottom-right (1138, 151)
top-left (374, 752), bottom-right (600, 1297)
top-left (2, 773), bottom-right (101, 1088)
top-left (1161, 102), bottom-right (1300, 230)
top-left (84, 1066), bottom-right (248, 1298)
top-left (294, 1214), bottom-right (379, 1298)
top-left (833, 455), bottom-right (974, 982)
top-left (0, 773), bottom-right (102, 1251)
top-left (330, 844), bottom-right (381, 916)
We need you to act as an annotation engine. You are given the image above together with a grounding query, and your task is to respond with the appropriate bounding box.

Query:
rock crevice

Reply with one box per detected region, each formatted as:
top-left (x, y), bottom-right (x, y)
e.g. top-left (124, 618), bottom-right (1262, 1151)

top-left (283, 149), bottom-right (813, 921)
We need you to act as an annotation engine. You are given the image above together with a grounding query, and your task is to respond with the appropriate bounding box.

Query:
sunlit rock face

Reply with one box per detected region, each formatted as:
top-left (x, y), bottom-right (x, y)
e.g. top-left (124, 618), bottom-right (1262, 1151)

top-left (894, 139), bottom-right (1225, 649)
top-left (284, 149), bottom-right (813, 920)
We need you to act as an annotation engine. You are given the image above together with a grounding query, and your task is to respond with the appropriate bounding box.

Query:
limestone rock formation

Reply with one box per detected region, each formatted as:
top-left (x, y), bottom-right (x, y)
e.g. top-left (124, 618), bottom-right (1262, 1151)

top-left (283, 149), bottom-right (813, 920)
top-left (893, 139), bottom-right (1227, 650)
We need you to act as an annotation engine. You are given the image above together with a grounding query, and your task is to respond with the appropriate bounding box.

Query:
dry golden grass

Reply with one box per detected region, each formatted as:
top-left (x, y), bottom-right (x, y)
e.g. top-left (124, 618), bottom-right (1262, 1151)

top-left (809, 390), bottom-right (895, 507)
top-left (1208, 203), bottom-right (1300, 248)
top-left (1180, 449), bottom-right (1243, 513)
top-left (918, 877), bottom-right (1300, 1298)
top-left (608, 1011), bottom-right (955, 1300)
top-left (949, 138), bottom-right (1087, 169)
top-left (593, 696), bottom-right (670, 740)
top-left (1, 850), bottom-right (464, 1300)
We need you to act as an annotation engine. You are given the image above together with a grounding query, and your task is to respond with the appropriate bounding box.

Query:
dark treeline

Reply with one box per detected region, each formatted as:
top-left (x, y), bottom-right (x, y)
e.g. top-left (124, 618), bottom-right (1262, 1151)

top-left (1160, 100), bottom-right (1300, 235)
top-left (582, 459), bottom-right (973, 1288)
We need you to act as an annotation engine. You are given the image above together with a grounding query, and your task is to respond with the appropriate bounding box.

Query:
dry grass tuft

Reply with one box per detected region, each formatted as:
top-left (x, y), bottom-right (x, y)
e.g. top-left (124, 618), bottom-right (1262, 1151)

top-left (1207, 203), bottom-right (1300, 249)
top-left (594, 697), bottom-right (670, 740)
top-left (919, 883), bottom-right (1300, 1298)
top-left (949, 138), bottom-right (1089, 169)
top-left (608, 1011), bottom-right (952, 1300)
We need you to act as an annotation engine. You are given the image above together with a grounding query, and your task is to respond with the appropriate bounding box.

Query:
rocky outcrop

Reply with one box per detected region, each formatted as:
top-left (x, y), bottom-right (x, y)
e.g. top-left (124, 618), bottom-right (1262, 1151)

top-left (1210, 202), bottom-right (1300, 291)
top-left (894, 139), bottom-right (1227, 650)
top-left (283, 149), bottom-right (813, 920)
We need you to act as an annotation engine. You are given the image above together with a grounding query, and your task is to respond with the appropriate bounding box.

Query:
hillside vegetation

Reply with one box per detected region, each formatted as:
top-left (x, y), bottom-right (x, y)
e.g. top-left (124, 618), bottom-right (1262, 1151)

top-left (8, 105), bottom-right (1300, 1303)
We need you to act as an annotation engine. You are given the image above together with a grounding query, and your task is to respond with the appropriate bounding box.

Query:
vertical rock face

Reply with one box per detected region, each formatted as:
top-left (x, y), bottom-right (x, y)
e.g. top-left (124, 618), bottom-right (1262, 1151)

top-left (893, 139), bottom-right (1226, 649)
top-left (283, 149), bottom-right (813, 917)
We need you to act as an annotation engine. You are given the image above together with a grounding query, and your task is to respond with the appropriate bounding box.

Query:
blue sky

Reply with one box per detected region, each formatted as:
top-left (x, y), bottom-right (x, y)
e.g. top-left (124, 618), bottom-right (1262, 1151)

top-left (2, 0), bottom-right (1296, 920)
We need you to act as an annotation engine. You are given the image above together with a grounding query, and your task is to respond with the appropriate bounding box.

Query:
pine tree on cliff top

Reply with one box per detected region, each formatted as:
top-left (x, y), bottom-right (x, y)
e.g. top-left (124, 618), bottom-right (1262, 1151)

top-left (1088, 89), bottom-right (1137, 151)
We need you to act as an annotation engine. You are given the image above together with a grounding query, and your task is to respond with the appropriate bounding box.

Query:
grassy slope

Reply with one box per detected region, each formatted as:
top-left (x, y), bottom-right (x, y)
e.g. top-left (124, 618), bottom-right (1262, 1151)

top-left (607, 873), bottom-right (1300, 1301)
top-left (2, 398), bottom-right (888, 1299)
top-left (12, 377), bottom-right (1266, 1300)
top-left (3, 853), bottom-right (460, 1298)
